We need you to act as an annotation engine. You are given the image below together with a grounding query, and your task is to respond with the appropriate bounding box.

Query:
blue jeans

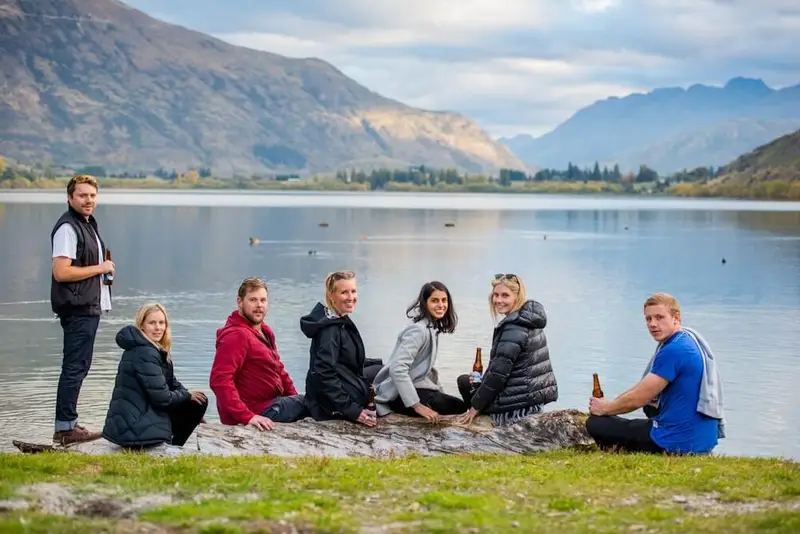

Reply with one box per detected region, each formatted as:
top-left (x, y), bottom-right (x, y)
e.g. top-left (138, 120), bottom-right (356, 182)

top-left (55, 315), bottom-right (100, 431)
top-left (261, 395), bottom-right (309, 423)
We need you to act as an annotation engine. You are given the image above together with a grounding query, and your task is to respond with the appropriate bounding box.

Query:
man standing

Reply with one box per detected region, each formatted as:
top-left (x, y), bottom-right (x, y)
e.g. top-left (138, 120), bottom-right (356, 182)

top-left (51, 174), bottom-right (115, 445)
top-left (210, 277), bottom-right (308, 431)
top-left (586, 292), bottom-right (724, 455)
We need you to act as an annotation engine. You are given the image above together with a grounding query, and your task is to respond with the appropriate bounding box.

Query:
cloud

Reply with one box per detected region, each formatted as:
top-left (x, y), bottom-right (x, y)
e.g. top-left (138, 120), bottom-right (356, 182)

top-left (126, 0), bottom-right (800, 138)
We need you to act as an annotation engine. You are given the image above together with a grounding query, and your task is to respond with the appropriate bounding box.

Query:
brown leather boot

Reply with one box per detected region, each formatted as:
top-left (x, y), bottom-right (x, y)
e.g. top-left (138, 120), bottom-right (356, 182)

top-left (53, 424), bottom-right (102, 445)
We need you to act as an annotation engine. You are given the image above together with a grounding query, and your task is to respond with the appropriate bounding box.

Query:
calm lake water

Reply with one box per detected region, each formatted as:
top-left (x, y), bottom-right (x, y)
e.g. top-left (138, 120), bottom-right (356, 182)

top-left (1, 190), bottom-right (798, 459)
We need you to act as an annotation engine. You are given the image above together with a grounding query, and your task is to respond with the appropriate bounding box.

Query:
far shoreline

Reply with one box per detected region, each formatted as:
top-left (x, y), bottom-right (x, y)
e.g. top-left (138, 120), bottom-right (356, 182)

top-left (3, 188), bottom-right (800, 212)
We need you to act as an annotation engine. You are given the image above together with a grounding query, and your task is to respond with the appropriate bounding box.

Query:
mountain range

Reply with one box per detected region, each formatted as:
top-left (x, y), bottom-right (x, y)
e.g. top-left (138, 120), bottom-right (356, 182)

top-left (0, 0), bottom-right (524, 175)
top-left (500, 77), bottom-right (800, 174)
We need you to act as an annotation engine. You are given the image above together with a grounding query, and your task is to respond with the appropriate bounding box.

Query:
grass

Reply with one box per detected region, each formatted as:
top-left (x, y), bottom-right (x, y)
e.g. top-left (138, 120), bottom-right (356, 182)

top-left (0, 450), bottom-right (798, 533)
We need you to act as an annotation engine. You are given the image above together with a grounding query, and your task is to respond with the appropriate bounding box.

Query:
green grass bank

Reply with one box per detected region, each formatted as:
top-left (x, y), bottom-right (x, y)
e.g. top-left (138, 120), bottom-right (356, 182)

top-left (0, 450), bottom-right (798, 533)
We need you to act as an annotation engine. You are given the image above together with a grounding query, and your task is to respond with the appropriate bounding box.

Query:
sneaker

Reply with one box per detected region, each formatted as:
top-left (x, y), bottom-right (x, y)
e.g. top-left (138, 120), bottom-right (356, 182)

top-left (53, 424), bottom-right (102, 445)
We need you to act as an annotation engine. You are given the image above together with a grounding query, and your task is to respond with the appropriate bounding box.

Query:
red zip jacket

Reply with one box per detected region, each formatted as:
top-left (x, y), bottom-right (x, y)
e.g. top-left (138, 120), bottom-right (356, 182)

top-left (209, 311), bottom-right (298, 425)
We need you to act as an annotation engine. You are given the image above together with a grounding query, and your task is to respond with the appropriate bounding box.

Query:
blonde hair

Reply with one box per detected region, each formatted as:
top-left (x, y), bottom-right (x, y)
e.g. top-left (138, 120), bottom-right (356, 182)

top-left (67, 174), bottom-right (98, 196)
top-left (643, 292), bottom-right (681, 319)
top-left (489, 274), bottom-right (527, 320)
top-left (324, 271), bottom-right (356, 313)
top-left (135, 302), bottom-right (172, 355)
top-left (238, 277), bottom-right (268, 299)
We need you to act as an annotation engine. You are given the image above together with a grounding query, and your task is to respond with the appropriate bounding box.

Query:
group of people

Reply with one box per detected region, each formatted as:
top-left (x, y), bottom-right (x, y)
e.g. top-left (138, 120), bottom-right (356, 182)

top-left (49, 174), bottom-right (725, 457)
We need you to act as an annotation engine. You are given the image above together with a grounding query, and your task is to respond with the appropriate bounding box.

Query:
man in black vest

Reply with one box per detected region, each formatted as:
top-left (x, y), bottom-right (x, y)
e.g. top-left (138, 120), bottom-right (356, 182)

top-left (50, 174), bottom-right (115, 445)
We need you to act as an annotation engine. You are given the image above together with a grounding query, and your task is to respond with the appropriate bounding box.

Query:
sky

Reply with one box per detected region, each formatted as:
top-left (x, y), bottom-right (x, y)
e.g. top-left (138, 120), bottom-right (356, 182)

top-left (124, 0), bottom-right (800, 139)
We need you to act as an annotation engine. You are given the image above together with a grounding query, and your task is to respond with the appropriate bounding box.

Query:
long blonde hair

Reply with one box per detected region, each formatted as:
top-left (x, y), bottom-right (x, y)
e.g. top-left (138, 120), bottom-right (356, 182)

top-left (488, 273), bottom-right (527, 321)
top-left (324, 270), bottom-right (356, 314)
top-left (134, 302), bottom-right (172, 355)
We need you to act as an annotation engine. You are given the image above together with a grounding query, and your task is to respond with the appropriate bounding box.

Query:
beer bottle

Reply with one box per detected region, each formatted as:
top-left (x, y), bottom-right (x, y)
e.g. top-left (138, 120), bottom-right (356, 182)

top-left (103, 248), bottom-right (113, 286)
top-left (470, 347), bottom-right (483, 386)
top-left (366, 384), bottom-right (376, 412)
top-left (592, 373), bottom-right (604, 398)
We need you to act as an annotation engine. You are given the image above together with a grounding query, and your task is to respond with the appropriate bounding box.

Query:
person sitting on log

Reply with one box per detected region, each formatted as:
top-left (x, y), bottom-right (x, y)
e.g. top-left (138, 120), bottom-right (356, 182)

top-left (210, 277), bottom-right (307, 431)
top-left (455, 273), bottom-right (558, 427)
top-left (372, 281), bottom-right (466, 422)
top-left (585, 292), bottom-right (724, 455)
top-left (102, 303), bottom-right (208, 448)
top-left (301, 271), bottom-right (377, 427)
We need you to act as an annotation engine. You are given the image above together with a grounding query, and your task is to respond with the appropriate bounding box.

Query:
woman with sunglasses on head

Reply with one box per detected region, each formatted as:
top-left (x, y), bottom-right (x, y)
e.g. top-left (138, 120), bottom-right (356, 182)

top-left (301, 271), bottom-right (376, 427)
top-left (455, 273), bottom-right (558, 427)
top-left (372, 281), bottom-right (467, 423)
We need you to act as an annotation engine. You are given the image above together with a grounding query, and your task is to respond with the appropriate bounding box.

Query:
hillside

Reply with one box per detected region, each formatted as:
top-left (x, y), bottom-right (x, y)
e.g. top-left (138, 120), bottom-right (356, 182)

top-left (715, 129), bottom-right (800, 183)
top-left (668, 129), bottom-right (800, 200)
top-left (500, 77), bottom-right (800, 174)
top-left (0, 0), bottom-right (525, 175)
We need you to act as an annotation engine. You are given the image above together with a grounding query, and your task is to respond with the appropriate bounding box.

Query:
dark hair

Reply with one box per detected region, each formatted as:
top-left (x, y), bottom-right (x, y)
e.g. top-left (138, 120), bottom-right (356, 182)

top-left (406, 281), bottom-right (457, 334)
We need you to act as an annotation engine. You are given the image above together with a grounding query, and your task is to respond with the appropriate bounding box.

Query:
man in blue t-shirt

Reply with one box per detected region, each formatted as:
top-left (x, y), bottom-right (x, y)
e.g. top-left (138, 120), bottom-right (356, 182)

top-left (585, 293), bottom-right (719, 455)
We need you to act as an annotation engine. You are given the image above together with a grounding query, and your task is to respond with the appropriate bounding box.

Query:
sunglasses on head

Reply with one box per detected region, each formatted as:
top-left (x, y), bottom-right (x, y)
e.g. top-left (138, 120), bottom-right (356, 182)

top-left (494, 273), bottom-right (518, 281)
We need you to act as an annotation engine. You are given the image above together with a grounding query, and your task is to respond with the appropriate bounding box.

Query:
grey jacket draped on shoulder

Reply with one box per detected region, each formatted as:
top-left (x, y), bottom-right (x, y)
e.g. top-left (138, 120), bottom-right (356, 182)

top-left (373, 319), bottom-right (440, 416)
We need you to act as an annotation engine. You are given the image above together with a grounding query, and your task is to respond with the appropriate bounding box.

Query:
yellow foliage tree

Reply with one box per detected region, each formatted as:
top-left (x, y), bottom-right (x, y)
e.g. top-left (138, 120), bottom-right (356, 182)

top-left (185, 170), bottom-right (199, 184)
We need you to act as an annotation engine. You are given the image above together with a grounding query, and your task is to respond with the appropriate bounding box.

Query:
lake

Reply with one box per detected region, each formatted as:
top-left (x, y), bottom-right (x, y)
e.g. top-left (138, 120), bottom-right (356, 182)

top-left (1, 190), bottom-right (798, 459)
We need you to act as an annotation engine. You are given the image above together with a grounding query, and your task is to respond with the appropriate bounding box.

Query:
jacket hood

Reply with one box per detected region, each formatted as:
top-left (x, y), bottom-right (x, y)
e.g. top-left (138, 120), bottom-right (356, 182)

top-left (502, 299), bottom-right (547, 329)
top-left (116, 324), bottom-right (163, 352)
top-left (300, 302), bottom-right (347, 338)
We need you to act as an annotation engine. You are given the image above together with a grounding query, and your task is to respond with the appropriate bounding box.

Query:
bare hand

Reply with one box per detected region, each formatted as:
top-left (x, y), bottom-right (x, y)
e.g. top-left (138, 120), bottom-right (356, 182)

top-left (101, 260), bottom-right (115, 275)
top-left (413, 403), bottom-right (441, 424)
top-left (247, 414), bottom-right (275, 431)
top-left (357, 409), bottom-right (377, 427)
top-left (455, 408), bottom-right (479, 426)
top-left (189, 390), bottom-right (207, 404)
top-left (589, 397), bottom-right (612, 416)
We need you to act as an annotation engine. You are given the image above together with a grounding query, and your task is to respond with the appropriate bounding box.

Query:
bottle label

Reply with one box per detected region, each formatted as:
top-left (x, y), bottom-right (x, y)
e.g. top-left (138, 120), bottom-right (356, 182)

top-left (470, 371), bottom-right (482, 384)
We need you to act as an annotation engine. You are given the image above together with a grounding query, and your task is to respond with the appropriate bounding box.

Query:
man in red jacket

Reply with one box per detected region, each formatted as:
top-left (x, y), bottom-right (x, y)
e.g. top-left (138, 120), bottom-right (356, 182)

top-left (210, 277), bottom-right (307, 431)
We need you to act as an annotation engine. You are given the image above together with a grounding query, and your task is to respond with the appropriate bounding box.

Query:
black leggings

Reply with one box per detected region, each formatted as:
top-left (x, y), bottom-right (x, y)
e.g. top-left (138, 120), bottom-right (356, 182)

top-left (387, 388), bottom-right (467, 417)
top-left (585, 415), bottom-right (664, 454)
top-left (457, 374), bottom-right (476, 408)
top-left (169, 399), bottom-right (208, 447)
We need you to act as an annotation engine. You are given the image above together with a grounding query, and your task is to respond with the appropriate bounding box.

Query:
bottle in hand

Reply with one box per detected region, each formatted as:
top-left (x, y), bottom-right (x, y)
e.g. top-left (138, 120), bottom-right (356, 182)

top-left (103, 248), bottom-right (113, 286)
top-left (592, 373), bottom-right (604, 398)
top-left (366, 384), bottom-right (377, 419)
top-left (470, 347), bottom-right (483, 390)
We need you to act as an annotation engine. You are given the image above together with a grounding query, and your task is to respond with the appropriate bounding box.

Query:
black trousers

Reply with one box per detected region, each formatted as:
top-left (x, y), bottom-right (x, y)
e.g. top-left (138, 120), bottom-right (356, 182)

top-left (585, 415), bottom-right (664, 454)
top-left (456, 374), bottom-right (476, 408)
top-left (387, 388), bottom-right (467, 417)
top-left (363, 363), bottom-right (382, 384)
top-left (261, 395), bottom-right (309, 422)
top-left (55, 315), bottom-right (100, 430)
top-left (169, 399), bottom-right (208, 447)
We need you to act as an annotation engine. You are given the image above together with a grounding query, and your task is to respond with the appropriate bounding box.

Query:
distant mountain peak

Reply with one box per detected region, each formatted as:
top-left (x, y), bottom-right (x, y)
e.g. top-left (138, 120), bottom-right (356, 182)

top-left (498, 75), bottom-right (800, 173)
top-left (0, 0), bottom-right (524, 174)
top-left (724, 77), bottom-right (772, 93)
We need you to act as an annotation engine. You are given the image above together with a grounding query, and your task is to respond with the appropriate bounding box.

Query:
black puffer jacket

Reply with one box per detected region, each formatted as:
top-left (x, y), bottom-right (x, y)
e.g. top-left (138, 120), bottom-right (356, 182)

top-left (301, 302), bottom-right (369, 422)
top-left (471, 300), bottom-right (558, 414)
top-left (102, 325), bottom-right (190, 447)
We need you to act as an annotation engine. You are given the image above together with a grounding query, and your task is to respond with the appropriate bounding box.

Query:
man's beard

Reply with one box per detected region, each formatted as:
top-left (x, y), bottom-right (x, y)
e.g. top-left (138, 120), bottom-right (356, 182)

top-left (242, 309), bottom-right (263, 326)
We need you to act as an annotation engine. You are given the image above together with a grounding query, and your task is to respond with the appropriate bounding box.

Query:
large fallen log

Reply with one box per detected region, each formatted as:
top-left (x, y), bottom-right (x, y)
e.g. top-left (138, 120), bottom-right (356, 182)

top-left (12, 409), bottom-right (593, 458)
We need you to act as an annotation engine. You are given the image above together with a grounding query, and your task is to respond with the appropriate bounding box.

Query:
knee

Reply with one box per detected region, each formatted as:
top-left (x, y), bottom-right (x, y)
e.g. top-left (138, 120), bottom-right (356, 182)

top-left (585, 415), bottom-right (604, 437)
top-left (456, 374), bottom-right (470, 390)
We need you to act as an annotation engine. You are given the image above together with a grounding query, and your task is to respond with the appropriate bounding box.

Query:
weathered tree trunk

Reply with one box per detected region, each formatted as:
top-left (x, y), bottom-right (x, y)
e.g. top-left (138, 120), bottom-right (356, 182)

top-left (13, 409), bottom-right (593, 457)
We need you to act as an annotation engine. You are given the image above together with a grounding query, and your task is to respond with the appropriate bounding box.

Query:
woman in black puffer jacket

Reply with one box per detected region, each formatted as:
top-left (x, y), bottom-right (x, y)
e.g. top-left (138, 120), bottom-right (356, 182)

top-left (102, 303), bottom-right (208, 448)
top-left (455, 273), bottom-right (558, 426)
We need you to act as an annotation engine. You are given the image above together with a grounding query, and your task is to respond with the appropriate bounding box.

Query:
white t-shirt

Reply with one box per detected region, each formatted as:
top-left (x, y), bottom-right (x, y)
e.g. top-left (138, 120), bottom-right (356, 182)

top-left (52, 223), bottom-right (112, 312)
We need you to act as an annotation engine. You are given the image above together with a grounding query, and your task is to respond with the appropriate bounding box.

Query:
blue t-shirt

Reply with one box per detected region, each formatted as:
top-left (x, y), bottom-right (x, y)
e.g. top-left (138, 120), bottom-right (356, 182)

top-left (649, 330), bottom-right (719, 454)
